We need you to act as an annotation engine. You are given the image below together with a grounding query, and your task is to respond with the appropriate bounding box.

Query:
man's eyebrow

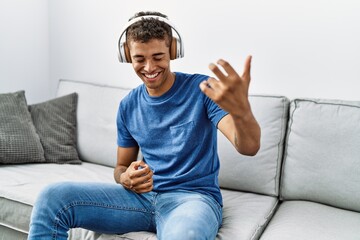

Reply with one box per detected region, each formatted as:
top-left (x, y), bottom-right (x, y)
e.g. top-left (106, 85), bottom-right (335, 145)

top-left (153, 53), bottom-right (165, 57)
top-left (132, 53), bottom-right (164, 58)
top-left (133, 55), bottom-right (144, 59)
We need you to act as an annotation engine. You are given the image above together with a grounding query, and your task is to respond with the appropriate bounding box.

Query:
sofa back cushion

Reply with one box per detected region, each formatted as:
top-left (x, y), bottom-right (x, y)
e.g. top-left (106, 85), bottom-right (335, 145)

top-left (218, 95), bottom-right (289, 196)
top-left (0, 91), bottom-right (45, 164)
top-left (29, 93), bottom-right (81, 164)
top-left (57, 80), bottom-right (131, 167)
top-left (281, 98), bottom-right (360, 212)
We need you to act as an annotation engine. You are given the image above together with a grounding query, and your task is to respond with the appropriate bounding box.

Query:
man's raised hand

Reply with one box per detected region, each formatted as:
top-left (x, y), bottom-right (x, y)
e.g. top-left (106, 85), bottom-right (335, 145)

top-left (199, 55), bottom-right (253, 118)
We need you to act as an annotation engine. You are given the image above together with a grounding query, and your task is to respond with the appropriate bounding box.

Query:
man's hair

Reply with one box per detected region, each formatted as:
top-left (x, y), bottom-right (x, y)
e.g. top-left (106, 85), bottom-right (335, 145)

top-left (126, 11), bottom-right (173, 47)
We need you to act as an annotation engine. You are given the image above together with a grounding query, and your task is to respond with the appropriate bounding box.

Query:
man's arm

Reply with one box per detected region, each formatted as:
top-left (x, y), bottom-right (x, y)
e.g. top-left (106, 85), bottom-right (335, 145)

top-left (114, 146), bottom-right (153, 193)
top-left (199, 55), bottom-right (261, 156)
top-left (217, 112), bottom-right (260, 156)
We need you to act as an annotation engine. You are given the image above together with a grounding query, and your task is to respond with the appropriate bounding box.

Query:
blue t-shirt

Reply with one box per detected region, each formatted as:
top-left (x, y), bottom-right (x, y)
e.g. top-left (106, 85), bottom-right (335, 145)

top-left (117, 72), bottom-right (228, 205)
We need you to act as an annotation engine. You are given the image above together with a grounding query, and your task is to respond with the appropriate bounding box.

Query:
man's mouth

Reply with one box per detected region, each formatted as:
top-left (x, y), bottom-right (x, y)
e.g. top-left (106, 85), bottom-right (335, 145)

top-left (144, 72), bottom-right (160, 79)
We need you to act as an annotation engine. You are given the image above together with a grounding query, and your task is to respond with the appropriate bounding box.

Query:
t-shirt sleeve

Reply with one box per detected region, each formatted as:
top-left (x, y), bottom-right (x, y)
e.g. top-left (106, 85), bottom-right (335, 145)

top-left (203, 95), bottom-right (229, 128)
top-left (116, 102), bottom-right (138, 147)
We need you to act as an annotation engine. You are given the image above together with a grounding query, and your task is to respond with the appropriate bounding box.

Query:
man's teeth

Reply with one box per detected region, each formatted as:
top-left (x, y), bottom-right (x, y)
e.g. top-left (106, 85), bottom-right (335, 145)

top-left (145, 73), bottom-right (159, 78)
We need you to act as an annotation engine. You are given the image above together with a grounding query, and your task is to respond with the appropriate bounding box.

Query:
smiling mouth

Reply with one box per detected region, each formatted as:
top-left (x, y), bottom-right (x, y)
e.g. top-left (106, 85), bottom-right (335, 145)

top-left (144, 72), bottom-right (160, 79)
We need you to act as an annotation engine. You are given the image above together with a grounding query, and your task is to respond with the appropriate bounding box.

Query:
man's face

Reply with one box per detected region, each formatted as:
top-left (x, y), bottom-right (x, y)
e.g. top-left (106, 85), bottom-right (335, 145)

top-left (128, 38), bottom-right (174, 97)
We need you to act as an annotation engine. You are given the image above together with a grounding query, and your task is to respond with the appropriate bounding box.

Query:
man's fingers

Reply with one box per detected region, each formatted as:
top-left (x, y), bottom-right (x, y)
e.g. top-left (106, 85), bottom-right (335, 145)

top-left (209, 63), bottom-right (227, 82)
top-left (199, 78), bottom-right (221, 99)
top-left (129, 162), bottom-right (151, 178)
top-left (132, 169), bottom-right (153, 192)
top-left (242, 55), bottom-right (252, 79)
top-left (206, 77), bottom-right (222, 89)
top-left (128, 165), bottom-right (153, 192)
top-left (216, 59), bottom-right (238, 77)
top-left (201, 56), bottom-right (253, 112)
top-left (134, 160), bottom-right (147, 169)
top-left (134, 180), bottom-right (153, 193)
top-left (134, 173), bottom-right (152, 186)
top-left (199, 80), bottom-right (213, 96)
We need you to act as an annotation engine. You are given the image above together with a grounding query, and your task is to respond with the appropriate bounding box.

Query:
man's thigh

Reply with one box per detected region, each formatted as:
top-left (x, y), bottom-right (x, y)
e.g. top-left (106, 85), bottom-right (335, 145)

top-left (31, 182), bottom-right (157, 235)
top-left (155, 191), bottom-right (222, 240)
top-left (65, 182), bottom-right (157, 233)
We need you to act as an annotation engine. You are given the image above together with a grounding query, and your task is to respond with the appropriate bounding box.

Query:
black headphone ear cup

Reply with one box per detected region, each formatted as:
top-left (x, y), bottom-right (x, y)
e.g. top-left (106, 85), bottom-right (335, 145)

top-left (170, 37), bottom-right (178, 60)
top-left (124, 43), bottom-right (132, 63)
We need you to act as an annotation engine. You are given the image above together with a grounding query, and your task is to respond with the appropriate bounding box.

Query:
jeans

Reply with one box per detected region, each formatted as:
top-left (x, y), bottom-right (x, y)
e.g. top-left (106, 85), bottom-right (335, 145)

top-left (28, 182), bottom-right (222, 240)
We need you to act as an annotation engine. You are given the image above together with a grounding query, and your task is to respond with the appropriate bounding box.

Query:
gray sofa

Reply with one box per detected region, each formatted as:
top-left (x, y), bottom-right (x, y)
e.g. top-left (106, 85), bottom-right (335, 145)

top-left (1, 79), bottom-right (360, 240)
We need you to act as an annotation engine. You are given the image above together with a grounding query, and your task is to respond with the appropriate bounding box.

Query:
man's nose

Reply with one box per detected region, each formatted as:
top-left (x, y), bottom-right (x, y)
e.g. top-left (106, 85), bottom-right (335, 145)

top-left (144, 60), bottom-right (155, 72)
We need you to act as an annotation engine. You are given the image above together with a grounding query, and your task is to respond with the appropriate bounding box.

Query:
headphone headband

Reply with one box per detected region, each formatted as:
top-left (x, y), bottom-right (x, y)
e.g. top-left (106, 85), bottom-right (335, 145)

top-left (117, 15), bottom-right (184, 63)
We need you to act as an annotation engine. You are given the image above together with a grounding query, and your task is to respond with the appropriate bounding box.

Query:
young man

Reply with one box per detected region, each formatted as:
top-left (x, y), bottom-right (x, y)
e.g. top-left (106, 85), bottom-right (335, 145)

top-left (28, 11), bottom-right (260, 240)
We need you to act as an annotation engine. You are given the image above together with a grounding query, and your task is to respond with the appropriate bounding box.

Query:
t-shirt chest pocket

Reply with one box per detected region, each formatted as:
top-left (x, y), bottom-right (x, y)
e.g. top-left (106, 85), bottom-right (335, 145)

top-left (169, 121), bottom-right (199, 147)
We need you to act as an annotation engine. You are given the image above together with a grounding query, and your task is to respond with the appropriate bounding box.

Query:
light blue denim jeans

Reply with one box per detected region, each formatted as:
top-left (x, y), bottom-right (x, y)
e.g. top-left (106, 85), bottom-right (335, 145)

top-left (28, 182), bottom-right (222, 240)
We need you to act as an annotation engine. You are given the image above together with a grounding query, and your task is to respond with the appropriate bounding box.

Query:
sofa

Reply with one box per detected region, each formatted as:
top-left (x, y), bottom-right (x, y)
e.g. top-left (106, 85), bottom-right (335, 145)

top-left (1, 79), bottom-right (360, 240)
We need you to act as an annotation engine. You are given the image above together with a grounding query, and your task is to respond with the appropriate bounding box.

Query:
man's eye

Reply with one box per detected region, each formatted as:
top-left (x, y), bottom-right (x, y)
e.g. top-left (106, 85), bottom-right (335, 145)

top-left (135, 59), bottom-right (145, 63)
top-left (154, 57), bottom-right (162, 61)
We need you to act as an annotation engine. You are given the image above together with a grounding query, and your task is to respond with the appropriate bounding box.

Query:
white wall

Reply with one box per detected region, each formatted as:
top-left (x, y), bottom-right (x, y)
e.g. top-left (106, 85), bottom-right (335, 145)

top-left (2, 0), bottom-right (360, 102)
top-left (0, 0), bottom-right (50, 104)
top-left (48, 0), bottom-right (360, 100)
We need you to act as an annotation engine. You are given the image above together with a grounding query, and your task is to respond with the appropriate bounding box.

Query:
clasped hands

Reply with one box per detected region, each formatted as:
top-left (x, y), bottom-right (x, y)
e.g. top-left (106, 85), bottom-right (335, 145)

top-left (120, 160), bottom-right (153, 193)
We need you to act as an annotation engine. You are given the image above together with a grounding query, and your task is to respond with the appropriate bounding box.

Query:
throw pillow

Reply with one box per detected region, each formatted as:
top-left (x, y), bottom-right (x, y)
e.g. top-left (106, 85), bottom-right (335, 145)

top-left (0, 91), bottom-right (46, 164)
top-left (28, 93), bottom-right (81, 164)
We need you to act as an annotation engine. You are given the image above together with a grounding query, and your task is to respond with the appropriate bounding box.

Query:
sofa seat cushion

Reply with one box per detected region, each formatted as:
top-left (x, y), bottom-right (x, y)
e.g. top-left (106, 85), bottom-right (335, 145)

top-left (0, 162), bottom-right (278, 240)
top-left (98, 231), bottom-right (157, 240)
top-left (217, 189), bottom-right (278, 240)
top-left (0, 162), bottom-right (114, 236)
top-left (260, 201), bottom-right (360, 240)
top-left (0, 225), bottom-right (28, 240)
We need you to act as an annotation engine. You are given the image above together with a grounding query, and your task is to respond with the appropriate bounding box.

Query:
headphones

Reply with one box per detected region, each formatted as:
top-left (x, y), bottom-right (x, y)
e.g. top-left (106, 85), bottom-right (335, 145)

top-left (118, 15), bottom-right (184, 63)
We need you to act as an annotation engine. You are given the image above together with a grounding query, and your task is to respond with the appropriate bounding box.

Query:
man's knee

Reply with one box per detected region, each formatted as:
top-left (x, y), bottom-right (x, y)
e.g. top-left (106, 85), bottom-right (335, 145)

top-left (35, 182), bottom-right (81, 210)
top-left (162, 226), bottom-right (202, 240)
top-left (161, 217), bottom-right (215, 240)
